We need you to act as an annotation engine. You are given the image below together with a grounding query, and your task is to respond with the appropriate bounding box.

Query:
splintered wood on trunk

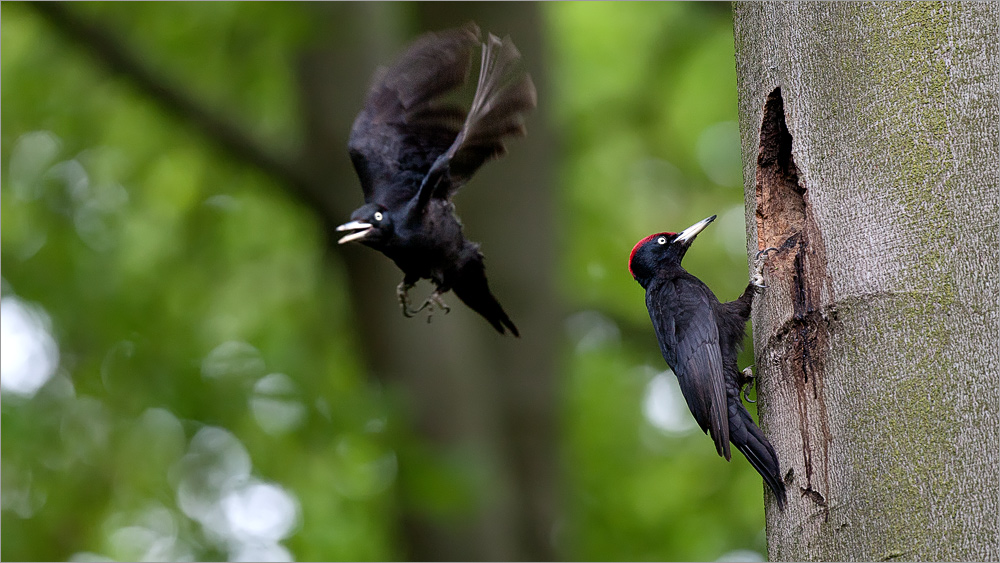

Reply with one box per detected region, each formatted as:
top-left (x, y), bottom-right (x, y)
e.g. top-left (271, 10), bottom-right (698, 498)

top-left (754, 87), bottom-right (836, 521)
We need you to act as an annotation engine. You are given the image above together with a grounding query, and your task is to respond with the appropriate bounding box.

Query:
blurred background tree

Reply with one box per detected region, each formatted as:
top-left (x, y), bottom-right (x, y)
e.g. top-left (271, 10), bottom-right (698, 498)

top-left (3, 3), bottom-right (771, 561)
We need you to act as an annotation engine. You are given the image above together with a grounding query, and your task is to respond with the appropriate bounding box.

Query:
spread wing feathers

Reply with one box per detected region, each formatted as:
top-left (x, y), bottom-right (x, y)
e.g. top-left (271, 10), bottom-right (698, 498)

top-left (650, 283), bottom-right (730, 460)
top-left (417, 33), bottom-right (537, 206)
top-left (450, 254), bottom-right (519, 336)
top-left (348, 24), bottom-right (481, 207)
top-left (449, 34), bottom-right (537, 185)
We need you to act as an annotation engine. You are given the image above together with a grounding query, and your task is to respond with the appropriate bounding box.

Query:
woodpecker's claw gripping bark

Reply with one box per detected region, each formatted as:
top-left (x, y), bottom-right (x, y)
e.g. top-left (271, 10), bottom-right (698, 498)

top-left (740, 366), bottom-right (757, 404)
top-left (752, 247), bottom-right (779, 288)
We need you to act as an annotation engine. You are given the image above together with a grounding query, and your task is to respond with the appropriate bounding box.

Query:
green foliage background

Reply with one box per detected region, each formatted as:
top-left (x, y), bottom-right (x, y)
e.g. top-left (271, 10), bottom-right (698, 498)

top-left (2, 3), bottom-right (769, 561)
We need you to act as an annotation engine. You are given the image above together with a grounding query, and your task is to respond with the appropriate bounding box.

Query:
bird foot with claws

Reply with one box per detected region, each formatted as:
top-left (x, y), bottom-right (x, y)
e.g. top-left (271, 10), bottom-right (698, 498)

top-left (412, 290), bottom-right (451, 324)
top-left (751, 247), bottom-right (779, 288)
top-left (397, 281), bottom-right (417, 318)
top-left (739, 366), bottom-right (757, 404)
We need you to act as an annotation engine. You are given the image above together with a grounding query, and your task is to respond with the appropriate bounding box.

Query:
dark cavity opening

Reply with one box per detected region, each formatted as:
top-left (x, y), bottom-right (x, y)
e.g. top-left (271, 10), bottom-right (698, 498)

top-left (754, 87), bottom-right (834, 509)
top-left (755, 87), bottom-right (805, 252)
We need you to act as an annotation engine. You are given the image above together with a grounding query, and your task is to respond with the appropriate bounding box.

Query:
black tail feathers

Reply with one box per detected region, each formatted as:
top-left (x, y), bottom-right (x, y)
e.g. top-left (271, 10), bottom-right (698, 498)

top-left (450, 254), bottom-right (519, 337)
top-left (732, 405), bottom-right (787, 509)
top-left (454, 283), bottom-right (519, 337)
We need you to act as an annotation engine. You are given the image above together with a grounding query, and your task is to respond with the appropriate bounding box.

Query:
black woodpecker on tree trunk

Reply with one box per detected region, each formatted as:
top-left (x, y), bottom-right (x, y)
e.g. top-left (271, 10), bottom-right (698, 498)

top-left (336, 23), bottom-right (536, 336)
top-left (629, 215), bottom-right (787, 508)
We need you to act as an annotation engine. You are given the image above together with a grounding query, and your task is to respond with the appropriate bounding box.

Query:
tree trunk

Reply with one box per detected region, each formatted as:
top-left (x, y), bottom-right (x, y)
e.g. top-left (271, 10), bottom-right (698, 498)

top-left (733, 3), bottom-right (999, 561)
top-left (297, 4), bottom-right (560, 561)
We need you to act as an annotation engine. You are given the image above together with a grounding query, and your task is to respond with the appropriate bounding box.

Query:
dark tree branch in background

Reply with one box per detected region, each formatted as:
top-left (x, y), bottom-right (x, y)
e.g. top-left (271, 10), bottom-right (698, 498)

top-left (26, 2), bottom-right (327, 215)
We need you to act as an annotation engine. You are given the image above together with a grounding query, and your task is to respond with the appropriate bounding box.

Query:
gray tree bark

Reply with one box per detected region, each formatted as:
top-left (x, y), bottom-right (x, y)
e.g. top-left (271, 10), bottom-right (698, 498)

top-left (733, 3), bottom-right (999, 561)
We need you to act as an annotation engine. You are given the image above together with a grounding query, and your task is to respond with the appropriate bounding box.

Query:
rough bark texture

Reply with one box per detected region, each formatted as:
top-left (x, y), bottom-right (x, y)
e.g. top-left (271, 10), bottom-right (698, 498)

top-left (734, 3), bottom-right (999, 561)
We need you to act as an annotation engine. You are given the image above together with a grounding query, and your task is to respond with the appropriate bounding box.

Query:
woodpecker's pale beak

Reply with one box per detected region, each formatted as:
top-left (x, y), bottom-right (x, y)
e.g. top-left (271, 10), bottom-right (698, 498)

top-left (336, 221), bottom-right (373, 244)
top-left (675, 215), bottom-right (717, 244)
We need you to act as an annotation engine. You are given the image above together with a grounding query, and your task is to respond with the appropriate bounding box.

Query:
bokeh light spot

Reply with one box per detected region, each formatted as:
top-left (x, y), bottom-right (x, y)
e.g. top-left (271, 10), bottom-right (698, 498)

top-left (250, 373), bottom-right (306, 436)
top-left (1, 296), bottom-right (60, 398)
top-left (222, 480), bottom-right (300, 543)
top-left (201, 341), bottom-right (265, 380)
top-left (642, 369), bottom-right (697, 435)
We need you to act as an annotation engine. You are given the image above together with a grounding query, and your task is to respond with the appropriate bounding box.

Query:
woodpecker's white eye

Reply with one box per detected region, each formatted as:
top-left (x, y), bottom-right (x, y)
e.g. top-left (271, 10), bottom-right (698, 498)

top-left (657, 236), bottom-right (667, 245)
top-left (373, 212), bottom-right (383, 222)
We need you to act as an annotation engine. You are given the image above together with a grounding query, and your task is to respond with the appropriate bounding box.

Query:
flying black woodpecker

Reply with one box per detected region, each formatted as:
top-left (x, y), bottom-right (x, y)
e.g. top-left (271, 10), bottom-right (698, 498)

top-left (336, 23), bottom-right (535, 336)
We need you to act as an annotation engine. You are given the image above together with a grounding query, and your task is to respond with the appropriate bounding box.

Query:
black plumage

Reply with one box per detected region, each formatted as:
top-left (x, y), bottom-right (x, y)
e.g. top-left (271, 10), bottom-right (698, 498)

top-left (629, 215), bottom-right (787, 509)
top-left (336, 23), bottom-right (536, 336)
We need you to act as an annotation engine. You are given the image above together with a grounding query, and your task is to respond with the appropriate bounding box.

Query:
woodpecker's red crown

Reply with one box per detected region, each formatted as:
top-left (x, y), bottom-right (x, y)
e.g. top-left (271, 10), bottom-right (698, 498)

top-left (628, 232), bottom-right (675, 278)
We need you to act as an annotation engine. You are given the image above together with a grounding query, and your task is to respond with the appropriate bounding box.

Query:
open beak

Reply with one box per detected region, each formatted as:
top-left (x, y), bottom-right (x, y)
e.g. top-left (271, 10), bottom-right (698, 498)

top-left (674, 215), bottom-right (716, 244)
top-left (336, 221), bottom-right (373, 244)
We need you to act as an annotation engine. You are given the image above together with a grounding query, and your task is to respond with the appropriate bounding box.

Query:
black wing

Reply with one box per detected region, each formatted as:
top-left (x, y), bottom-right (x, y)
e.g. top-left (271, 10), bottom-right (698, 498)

top-left (648, 277), bottom-right (730, 459)
top-left (415, 32), bottom-right (536, 207)
top-left (348, 24), bottom-right (480, 209)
